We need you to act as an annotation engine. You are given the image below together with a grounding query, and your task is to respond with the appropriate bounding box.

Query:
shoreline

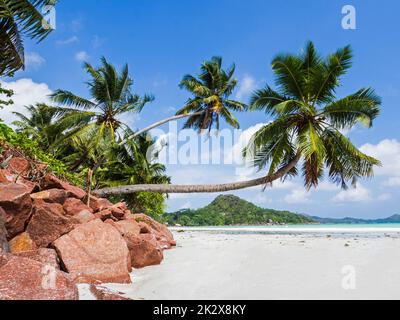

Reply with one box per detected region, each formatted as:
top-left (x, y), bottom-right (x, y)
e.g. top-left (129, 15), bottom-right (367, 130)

top-left (169, 226), bottom-right (400, 237)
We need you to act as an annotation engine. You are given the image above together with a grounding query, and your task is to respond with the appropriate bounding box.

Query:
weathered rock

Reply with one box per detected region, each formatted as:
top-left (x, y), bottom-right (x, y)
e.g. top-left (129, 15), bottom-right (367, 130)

top-left (31, 189), bottom-right (68, 204)
top-left (0, 168), bottom-right (13, 183)
top-left (63, 198), bottom-right (93, 215)
top-left (138, 221), bottom-right (151, 234)
top-left (0, 208), bottom-right (9, 252)
top-left (0, 255), bottom-right (78, 300)
top-left (110, 206), bottom-right (125, 219)
top-left (90, 285), bottom-right (133, 300)
top-left (94, 209), bottom-right (115, 221)
top-left (26, 200), bottom-right (76, 247)
top-left (0, 183), bottom-right (32, 239)
top-left (42, 174), bottom-right (86, 200)
top-left (132, 213), bottom-right (175, 249)
top-left (9, 232), bottom-right (37, 253)
top-left (88, 196), bottom-right (113, 213)
top-left (53, 219), bottom-right (131, 284)
top-left (0, 251), bottom-right (11, 268)
top-left (15, 248), bottom-right (59, 269)
top-left (108, 219), bottom-right (141, 238)
top-left (8, 157), bottom-right (30, 175)
top-left (63, 198), bottom-right (94, 224)
top-left (124, 233), bottom-right (163, 269)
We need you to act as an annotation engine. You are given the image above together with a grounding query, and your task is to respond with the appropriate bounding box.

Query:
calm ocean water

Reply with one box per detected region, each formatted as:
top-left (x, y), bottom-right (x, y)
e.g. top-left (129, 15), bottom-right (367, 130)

top-left (170, 223), bottom-right (400, 236)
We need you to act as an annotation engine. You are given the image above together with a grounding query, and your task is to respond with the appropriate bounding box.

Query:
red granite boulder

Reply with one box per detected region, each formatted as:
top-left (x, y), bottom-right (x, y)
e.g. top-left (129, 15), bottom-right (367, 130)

top-left (8, 157), bottom-right (30, 175)
top-left (63, 198), bottom-right (94, 224)
top-left (132, 213), bottom-right (175, 249)
top-left (9, 232), bottom-right (37, 253)
top-left (90, 285), bottom-right (132, 300)
top-left (124, 233), bottom-right (163, 269)
top-left (0, 183), bottom-right (32, 239)
top-left (0, 255), bottom-right (78, 300)
top-left (53, 219), bottom-right (131, 284)
top-left (88, 196), bottom-right (113, 213)
top-left (15, 248), bottom-right (60, 269)
top-left (42, 174), bottom-right (86, 200)
top-left (31, 189), bottom-right (68, 204)
top-left (26, 200), bottom-right (76, 247)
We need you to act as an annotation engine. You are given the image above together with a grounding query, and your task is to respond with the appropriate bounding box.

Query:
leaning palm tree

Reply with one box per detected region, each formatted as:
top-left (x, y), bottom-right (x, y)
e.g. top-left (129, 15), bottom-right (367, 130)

top-left (120, 56), bottom-right (246, 143)
top-left (50, 57), bottom-right (154, 168)
top-left (0, 0), bottom-right (55, 76)
top-left (94, 42), bottom-right (381, 196)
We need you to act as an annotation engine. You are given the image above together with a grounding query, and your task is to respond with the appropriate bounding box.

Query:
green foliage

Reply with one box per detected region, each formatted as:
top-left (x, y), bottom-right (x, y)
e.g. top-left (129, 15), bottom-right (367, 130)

top-left (246, 41), bottom-right (381, 190)
top-left (163, 195), bottom-right (315, 226)
top-left (0, 121), bottom-right (82, 185)
top-left (0, 83), bottom-right (13, 109)
top-left (0, 0), bottom-right (56, 76)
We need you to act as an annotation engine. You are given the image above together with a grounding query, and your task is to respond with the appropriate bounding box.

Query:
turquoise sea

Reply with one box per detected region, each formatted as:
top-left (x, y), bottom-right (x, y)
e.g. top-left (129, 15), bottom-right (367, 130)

top-left (170, 223), bottom-right (400, 236)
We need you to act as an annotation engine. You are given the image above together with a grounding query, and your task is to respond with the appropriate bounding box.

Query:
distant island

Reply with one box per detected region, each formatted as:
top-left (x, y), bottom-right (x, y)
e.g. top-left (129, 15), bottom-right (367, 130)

top-left (162, 195), bottom-right (400, 226)
top-left (162, 195), bottom-right (315, 226)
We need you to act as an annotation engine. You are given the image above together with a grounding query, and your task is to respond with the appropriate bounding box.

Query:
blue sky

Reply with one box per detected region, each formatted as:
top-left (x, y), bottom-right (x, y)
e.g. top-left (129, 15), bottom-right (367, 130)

top-left (1, 0), bottom-right (400, 218)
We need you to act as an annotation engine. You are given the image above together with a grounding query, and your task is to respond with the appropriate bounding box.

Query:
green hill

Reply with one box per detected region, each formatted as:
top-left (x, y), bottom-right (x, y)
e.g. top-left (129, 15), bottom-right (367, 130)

top-left (163, 195), bottom-right (315, 226)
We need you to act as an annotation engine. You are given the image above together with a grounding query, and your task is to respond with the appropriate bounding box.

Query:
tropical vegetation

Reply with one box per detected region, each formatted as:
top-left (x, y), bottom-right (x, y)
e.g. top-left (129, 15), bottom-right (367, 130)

top-left (163, 195), bottom-right (315, 226)
top-left (0, 0), bottom-right (55, 76)
top-left (96, 41), bottom-right (381, 197)
top-left (0, 21), bottom-right (383, 217)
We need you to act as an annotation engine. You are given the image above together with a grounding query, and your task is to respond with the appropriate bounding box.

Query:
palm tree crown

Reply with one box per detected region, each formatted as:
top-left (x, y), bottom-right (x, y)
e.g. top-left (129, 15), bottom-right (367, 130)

top-left (12, 103), bottom-right (62, 150)
top-left (246, 41), bottom-right (381, 189)
top-left (0, 0), bottom-right (55, 76)
top-left (176, 56), bottom-right (246, 132)
top-left (50, 57), bottom-right (154, 143)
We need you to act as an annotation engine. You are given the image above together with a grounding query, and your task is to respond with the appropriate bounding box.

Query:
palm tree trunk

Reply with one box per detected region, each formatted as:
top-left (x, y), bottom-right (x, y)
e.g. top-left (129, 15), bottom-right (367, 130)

top-left (93, 153), bottom-right (301, 197)
top-left (118, 111), bottom-right (206, 145)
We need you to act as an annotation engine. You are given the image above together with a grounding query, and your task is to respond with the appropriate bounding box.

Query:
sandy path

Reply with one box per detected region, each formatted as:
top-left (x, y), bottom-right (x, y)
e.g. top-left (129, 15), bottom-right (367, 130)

top-left (81, 231), bottom-right (400, 300)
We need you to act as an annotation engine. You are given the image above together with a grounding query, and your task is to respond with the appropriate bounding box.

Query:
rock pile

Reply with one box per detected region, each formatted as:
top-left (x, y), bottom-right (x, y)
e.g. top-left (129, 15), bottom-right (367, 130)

top-left (0, 156), bottom-right (175, 300)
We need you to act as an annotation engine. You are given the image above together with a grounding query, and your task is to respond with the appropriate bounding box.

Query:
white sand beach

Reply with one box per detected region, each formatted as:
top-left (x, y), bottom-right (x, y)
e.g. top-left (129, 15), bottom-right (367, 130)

top-left (80, 229), bottom-right (400, 300)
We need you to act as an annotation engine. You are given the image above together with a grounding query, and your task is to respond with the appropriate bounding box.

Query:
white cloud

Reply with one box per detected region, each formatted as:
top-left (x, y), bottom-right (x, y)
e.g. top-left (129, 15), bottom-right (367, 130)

top-left (75, 51), bottom-right (89, 62)
top-left (318, 181), bottom-right (339, 191)
top-left (225, 122), bottom-right (267, 166)
top-left (0, 79), bottom-right (52, 125)
top-left (284, 189), bottom-right (311, 204)
top-left (377, 193), bottom-right (392, 201)
top-left (360, 139), bottom-right (400, 188)
top-left (360, 139), bottom-right (400, 176)
top-left (331, 184), bottom-right (372, 203)
top-left (382, 177), bottom-right (400, 187)
top-left (180, 201), bottom-right (192, 209)
top-left (25, 52), bottom-right (46, 70)
top-left (251, 193), bottom-right (273, 206)
top-left (56, 36), bottom-right (79, 45)
top-left (235, 75), bottom-right (256, 100)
